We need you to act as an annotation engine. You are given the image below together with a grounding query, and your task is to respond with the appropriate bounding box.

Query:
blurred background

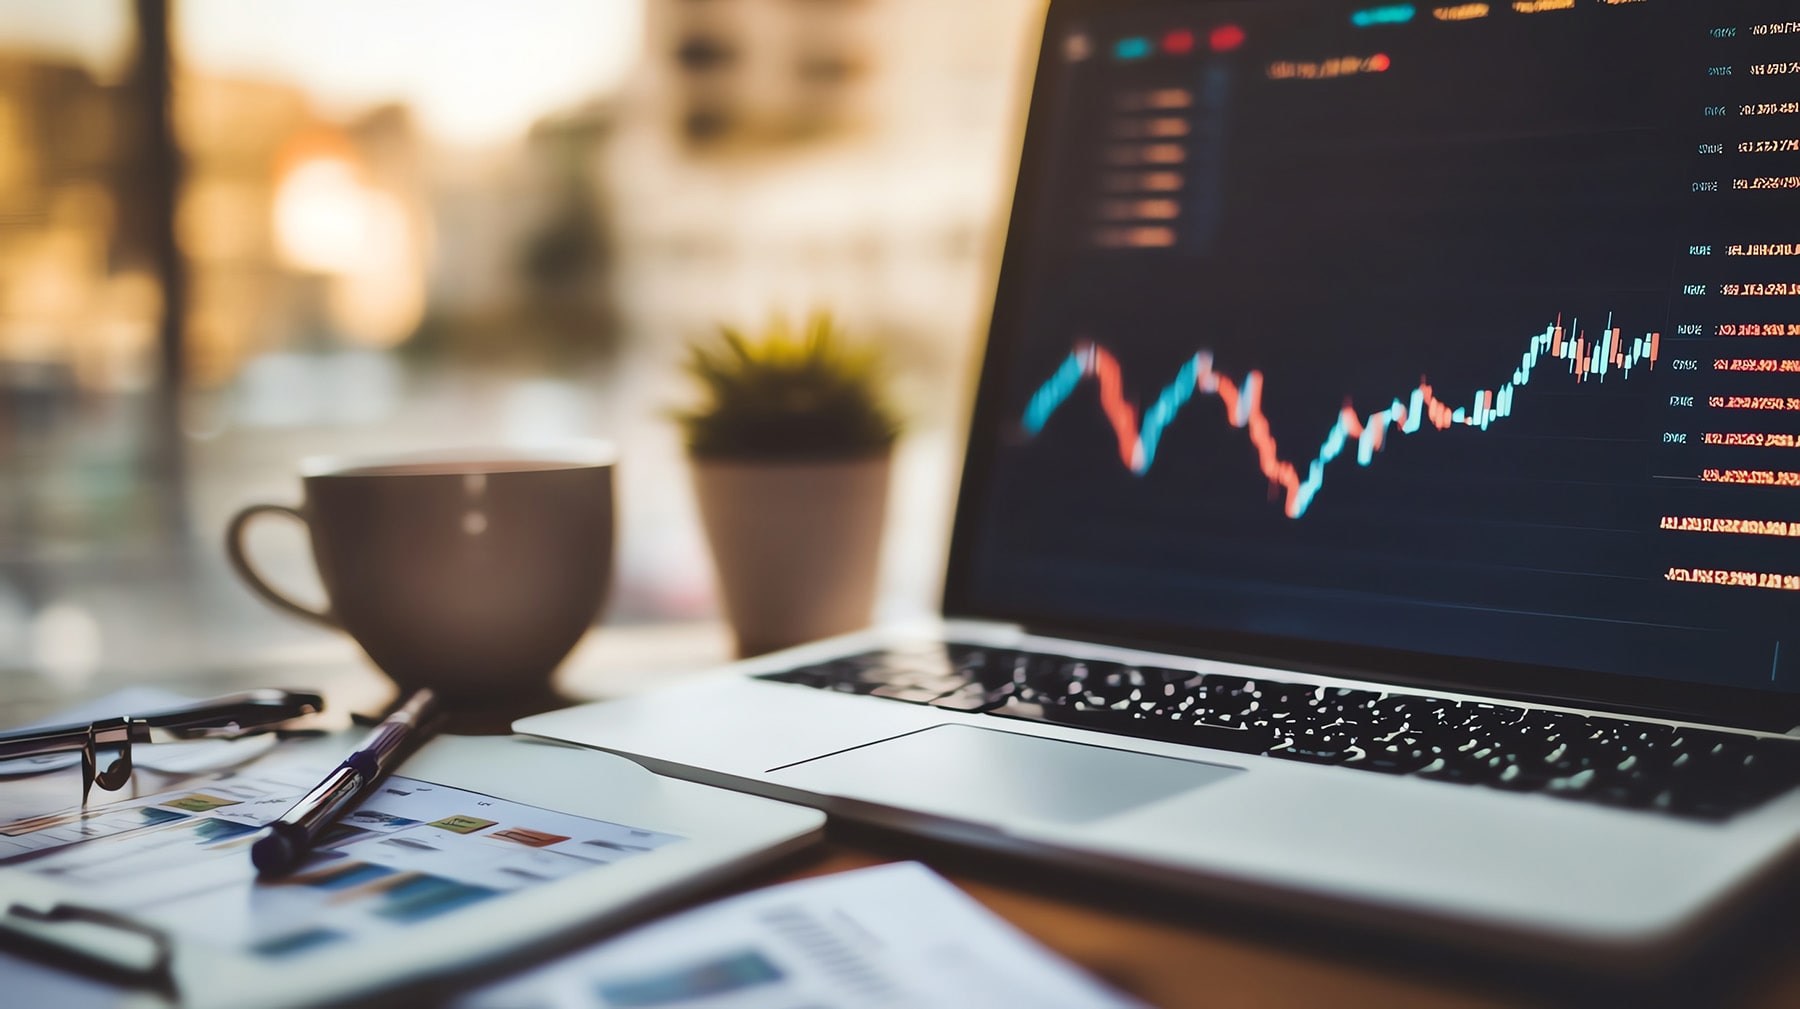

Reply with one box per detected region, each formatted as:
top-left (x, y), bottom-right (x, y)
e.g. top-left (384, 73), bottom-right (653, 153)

top-left (0, 0), bottom-right (1041, 710)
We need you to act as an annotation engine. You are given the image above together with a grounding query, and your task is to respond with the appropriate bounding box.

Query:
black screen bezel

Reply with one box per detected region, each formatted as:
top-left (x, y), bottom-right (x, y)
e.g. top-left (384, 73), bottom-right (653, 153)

top-left (941, 0), bottom-right (1800, 733)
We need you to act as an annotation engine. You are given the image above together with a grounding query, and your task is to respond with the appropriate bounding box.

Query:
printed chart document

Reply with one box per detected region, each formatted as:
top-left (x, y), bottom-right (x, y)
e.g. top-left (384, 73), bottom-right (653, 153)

top-left (456, 861), bottom-right (1147, 1009)
top-left (1, 755), bottom-right (680, 958)
top-left (0, 735), bottom-right (825, 1009)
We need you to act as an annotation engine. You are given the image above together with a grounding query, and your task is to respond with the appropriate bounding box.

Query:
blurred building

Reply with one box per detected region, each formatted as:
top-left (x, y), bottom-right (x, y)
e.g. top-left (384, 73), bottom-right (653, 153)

top-left (182, 79), bottom-right (437, 381)
top-left (0, 53), bottom-right (150, 395)
top-left (614, 0), bottom-right (1045, 404)
top-left (656, 0), bottom-right (878, 148)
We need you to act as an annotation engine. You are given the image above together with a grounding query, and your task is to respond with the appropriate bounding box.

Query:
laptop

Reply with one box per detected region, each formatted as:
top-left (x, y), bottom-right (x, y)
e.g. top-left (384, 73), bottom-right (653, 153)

top-left (521, 0), bottom-right (1800, 966)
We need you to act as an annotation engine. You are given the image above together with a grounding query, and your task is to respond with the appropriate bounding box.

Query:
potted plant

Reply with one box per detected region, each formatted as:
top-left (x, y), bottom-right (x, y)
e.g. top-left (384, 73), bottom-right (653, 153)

top-left (675, 313), bottom-right (901, 657)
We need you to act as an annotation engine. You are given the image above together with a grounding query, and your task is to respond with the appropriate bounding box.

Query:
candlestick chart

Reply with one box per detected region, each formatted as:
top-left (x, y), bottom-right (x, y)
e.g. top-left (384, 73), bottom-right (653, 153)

top-left (1020, 315), bottom-right (1661, 519)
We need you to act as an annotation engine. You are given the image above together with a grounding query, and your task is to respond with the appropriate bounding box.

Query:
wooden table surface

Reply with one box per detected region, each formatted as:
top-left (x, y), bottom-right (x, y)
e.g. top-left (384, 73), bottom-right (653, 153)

top-left (10, 641), bottom-right (1800, 1009)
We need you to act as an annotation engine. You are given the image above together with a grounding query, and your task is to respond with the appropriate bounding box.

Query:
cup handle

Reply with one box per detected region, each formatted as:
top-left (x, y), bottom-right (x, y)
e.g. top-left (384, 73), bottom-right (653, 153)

top-left (225, 503), bottom-right (338, 629)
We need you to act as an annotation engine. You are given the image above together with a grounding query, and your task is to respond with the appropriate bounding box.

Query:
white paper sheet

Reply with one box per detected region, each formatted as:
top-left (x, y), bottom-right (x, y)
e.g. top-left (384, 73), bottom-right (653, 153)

top-left (454, 861), bottom-right (1148, 1009)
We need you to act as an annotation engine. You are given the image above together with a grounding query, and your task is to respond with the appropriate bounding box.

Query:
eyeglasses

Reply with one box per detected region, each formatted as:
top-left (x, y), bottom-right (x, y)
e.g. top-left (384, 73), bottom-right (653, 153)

top-left (0, 689), bottom-right (325, 803)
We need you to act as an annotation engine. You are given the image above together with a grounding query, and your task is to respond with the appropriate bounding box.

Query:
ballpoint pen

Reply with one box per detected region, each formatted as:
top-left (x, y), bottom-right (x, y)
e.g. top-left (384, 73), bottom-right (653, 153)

top-left (250, 688), bottom-right (440, 877)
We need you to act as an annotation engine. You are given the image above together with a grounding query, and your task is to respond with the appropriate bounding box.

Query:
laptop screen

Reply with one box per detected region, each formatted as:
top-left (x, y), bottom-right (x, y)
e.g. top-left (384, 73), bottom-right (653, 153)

top-left (955, 0), bottom-right (1800, 698)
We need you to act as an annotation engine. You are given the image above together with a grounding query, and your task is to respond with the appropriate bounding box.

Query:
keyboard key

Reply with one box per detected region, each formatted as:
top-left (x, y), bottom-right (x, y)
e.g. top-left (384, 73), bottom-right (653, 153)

top-left (1168, 719), bottom-right (1282, 754)
top-left (1268, 723), bottom-right (1356, 764)
top-left (870, 682), bottom-right (960, 704)
top-left (1490, 760), bottom-right (1555, 792)
top-left (928, 681), bottom-right (1013, 712)
top-left (1359, 744), bottom-right (1438, 774)
top-left (1418, 750), bottom-right (1507, 786)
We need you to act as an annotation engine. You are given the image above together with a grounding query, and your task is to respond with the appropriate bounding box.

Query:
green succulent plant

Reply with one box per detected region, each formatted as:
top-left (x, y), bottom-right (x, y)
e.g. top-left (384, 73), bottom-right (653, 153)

top-left (675, 312), bottom-right (902, 460)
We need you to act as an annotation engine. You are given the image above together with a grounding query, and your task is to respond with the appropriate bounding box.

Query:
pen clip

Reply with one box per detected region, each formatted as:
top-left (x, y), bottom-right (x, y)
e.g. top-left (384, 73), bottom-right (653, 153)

top-left (0, 901), bottom-right (176, 999)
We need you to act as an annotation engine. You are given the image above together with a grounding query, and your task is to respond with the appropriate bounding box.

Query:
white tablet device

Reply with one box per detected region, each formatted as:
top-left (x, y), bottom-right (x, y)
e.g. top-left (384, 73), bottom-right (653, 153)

top-left (0, 734), bottom-right (826, 1009)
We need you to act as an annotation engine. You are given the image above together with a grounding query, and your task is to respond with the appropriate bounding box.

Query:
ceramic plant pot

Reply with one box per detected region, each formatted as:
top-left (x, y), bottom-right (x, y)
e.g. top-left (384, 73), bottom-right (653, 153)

top-left (692, 452), bottom-right (891, 657)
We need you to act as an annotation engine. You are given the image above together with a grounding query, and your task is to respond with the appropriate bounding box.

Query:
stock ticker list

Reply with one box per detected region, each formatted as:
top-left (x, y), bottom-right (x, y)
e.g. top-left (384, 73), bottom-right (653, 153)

top-left (1670, 14), bottom-right (1800, 599)
top-left (981, 2), bottom-right (1800, 688)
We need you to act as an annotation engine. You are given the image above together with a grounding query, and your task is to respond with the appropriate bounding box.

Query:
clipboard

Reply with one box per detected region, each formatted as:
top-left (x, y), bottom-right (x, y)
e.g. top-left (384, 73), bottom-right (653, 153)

top-left (0, 734), bottom-right (825, 1008)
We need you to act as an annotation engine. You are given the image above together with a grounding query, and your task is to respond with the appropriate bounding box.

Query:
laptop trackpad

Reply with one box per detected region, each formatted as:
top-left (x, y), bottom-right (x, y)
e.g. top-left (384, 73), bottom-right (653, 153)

top-left (767, 724), bottom-right (1241, 826)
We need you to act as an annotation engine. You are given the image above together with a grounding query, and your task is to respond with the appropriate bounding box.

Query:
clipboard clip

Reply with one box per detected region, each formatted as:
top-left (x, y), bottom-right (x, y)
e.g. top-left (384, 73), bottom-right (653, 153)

top-left (83, 717), bottom-right (141, 800)
top-left (0, 689), bottom-right (326, 805)
top-left (1, 900), bottom-right (176, 998)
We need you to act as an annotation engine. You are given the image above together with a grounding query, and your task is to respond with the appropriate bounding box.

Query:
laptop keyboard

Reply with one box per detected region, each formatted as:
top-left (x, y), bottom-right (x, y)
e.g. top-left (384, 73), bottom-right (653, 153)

top-left (756, 643), bottom-right (1800, 821)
